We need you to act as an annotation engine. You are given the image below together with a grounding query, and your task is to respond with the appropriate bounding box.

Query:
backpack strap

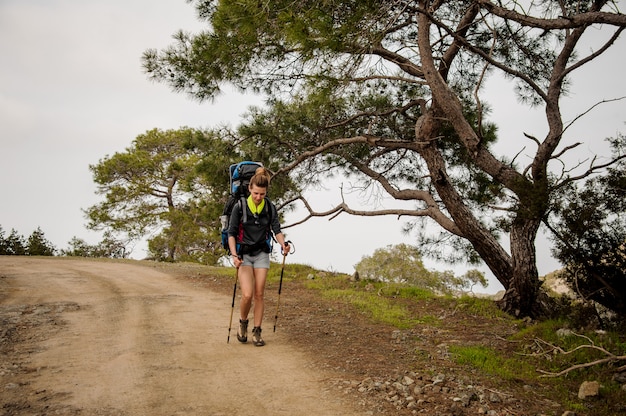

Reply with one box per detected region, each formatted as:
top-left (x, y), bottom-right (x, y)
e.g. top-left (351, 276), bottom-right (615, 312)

top-left (265, 197), bottom-right (277, 244)
top-left (239, 196), bottom-right (247, 224)
top-left (265, 197), bottom-right (272, 228)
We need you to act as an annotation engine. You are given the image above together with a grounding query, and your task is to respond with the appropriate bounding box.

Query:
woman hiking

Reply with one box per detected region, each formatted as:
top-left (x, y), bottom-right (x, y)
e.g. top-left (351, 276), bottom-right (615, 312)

top-left (227, 167), bottom-right (290, 346)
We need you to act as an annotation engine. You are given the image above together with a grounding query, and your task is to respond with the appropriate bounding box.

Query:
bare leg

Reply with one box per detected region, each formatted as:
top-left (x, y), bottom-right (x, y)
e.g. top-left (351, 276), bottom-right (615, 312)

top-left (252, 267), bottom-right (268, 327)
top-left (238, 265), bottom-right (254, 320)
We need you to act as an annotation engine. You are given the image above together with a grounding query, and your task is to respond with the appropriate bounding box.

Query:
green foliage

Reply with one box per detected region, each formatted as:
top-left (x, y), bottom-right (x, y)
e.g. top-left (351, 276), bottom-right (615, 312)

top-left (26, 227), bottom-right (56, 256)
top-left (388, 285), bottom-right (437, 301)
top-left (1, 228), bottom-right (27, 255)
top-left (62, 233), bottom-right (127, 258)
top-left (265, 261), bottom-right (319, 284)
top-left (143, 0), bottom-right (626, 318)
top-left (334, 290), bottom-right (426, 329)
top-left (450, 344), bottom-right (536, 380)
top-left (85, 125), bottom-right (298, 265)
top-left (355, 243), bottom-right (430, 284)
top-left (267, 262), bottom-right (436, 327)
top-left (548, 137), bottom-right (626, 316)
top-left (355, 244), bottom-right (487, 294)
top-left (510, 319), bottom-right (626, 383)
top-left (0, 226), bottom-right (55, 256)
top-left (456, 269), bottom-right (489, 294)
top-left (303, 271), bottom-right (441, 328)
top-left (86, 128), bottom-right (231, 264)
top-left (455, 295), bottom-right (509, 319)
top-left (0, 226), bottom-right (9, 255)
top-left (513, 319), bottom-right (626, 356)
top-left (63, 237), bottom-right (100, 257)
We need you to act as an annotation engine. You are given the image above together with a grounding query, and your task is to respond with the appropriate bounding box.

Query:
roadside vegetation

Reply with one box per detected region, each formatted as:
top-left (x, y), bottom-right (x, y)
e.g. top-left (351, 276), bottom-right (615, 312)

top-left (149, 258), bottom-right (625, 415)
top-left (274, 263), bottom-right (626, 415)
top-left (230, 256), bottom-right (626, 411)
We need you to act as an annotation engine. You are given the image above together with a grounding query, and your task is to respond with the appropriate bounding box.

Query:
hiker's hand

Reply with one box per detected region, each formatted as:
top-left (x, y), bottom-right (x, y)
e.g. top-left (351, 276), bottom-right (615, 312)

top-left (282, 243), bottom-right (290, 255)
top-left (232, 255), bottom-right (242, 268)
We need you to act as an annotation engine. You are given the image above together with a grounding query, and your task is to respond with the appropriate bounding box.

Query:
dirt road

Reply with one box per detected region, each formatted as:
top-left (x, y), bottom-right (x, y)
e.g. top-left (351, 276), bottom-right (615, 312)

top-left (0, 257), bottom-right (363, 415)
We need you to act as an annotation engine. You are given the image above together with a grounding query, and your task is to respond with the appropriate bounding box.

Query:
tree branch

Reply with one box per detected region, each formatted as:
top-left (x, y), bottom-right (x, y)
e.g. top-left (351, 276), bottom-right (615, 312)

top-left (281, 195), bottom-right (437, 230)
top-left (348, 159), bottom-right (462, 235)
top-left (562, 96), bottom-right (626, 137)
top-left (477, 0), bottom-right (626, 29)
top-left (553, 153), bottom-right (626, 190)
top-left (325, 100), bottom-right (425, 131)
top-left (531, 334), bottom-right (626, 378)
top-left (370, 43), bottom-right (425, 79)
top-left (564, 28), bottom-right (625, 77)
top-left (416, 4), bottom-right (548, 102)
top-left (273, 136), bottom-right (370, 177)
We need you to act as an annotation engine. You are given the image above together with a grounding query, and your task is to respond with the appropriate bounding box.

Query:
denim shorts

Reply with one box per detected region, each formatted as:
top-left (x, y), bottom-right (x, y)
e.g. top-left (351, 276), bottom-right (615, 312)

top-left (242, 250), bottom-right (270, 269)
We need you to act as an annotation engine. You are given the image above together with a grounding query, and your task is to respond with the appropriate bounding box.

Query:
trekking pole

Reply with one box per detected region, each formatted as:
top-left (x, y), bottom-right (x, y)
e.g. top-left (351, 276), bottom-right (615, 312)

top-left (227, 260), bottom-right (240, 343)
top-left (273, 241), bottom-right (294, 332)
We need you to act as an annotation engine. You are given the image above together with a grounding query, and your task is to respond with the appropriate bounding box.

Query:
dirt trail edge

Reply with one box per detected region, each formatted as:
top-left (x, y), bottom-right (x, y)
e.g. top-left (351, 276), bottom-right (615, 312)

top-left (0, 257), bottom-right (364, 416)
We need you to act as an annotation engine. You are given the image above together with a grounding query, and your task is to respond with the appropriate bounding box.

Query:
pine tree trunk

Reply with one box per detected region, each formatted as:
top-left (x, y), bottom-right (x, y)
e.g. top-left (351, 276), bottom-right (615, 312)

top-left (497, 218), bottom-right (543, 317)
top-left (416, 12), bottom-right (551, 318)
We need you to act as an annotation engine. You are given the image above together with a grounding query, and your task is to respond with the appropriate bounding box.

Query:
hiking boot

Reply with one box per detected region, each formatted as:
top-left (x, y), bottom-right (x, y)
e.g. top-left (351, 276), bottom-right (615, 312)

top-left (237, 319), bottom-right (248, 343)
top-left (252, 326), bottom-right (265, 347)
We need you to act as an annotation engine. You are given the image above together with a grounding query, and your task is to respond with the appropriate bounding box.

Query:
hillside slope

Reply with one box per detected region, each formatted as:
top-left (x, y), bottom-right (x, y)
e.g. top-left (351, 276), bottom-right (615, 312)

top-left (2, 257), bottom-right (624, 415)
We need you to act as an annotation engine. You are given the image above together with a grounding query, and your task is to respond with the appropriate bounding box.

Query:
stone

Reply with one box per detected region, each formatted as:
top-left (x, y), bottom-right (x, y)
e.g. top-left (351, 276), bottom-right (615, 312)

top-left (432, 373), bottom-right (446, 384)
top-left (578, 380), bottom-right (600, 399)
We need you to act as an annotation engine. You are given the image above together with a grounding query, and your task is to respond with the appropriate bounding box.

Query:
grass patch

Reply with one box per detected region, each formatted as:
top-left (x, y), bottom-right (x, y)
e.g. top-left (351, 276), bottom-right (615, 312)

top-left (455, 295), bottom-right (510, 319)
top-left (449, 344), bottom-right (535, 380)
top-left (304, 276), bottom-right (438, 328)
top-left (266, 261), bottom-right (319, 283)
top-left (322, 288), bottom-right (425, 329)
top-left (379, 284), bottom-right (437, 301)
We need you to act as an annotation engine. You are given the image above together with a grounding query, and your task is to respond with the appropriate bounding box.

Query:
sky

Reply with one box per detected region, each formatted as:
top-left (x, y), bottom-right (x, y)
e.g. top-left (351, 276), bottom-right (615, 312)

top-left (1, 1), bottom-right (624, 294)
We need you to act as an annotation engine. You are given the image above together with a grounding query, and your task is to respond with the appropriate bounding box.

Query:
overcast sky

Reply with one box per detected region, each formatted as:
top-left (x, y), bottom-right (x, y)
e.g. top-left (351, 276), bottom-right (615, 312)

top-left (1, 1), bottom-right (624, 293)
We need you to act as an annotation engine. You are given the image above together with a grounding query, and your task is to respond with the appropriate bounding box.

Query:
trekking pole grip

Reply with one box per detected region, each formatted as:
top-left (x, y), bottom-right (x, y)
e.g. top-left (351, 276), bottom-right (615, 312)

top-left (281, 240), bottom-right (295, 255)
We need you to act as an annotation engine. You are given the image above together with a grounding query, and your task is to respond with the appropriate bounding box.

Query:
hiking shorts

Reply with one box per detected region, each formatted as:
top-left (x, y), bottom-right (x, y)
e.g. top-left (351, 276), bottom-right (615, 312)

top-left (242, 251), bottom-right (270, 269)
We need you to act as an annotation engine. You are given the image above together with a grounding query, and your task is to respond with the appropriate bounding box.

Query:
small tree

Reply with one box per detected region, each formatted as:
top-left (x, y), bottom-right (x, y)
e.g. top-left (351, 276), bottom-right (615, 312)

top-left (355, 243), bottom-right (487, 294)
top-left (355, 244), bottom-right (445, 292)
top-left (26, 227), bottom-right (56, 256)
top-left (548, 139), bottom-right (626, 316)
top-left (63, 233), bottom-right (127, 258)
top-left (453, 269), bottom-right (488, 295)
top-left (63, 237), bottom-right (94, 257)
top-left (96, 232), bottom-right (128, 258)
top-left (87, 126), bottom-right (296, 264)
top-left (0, 226), bottom-right (7, 255)
top-left (4, 229), bottom-right (26, 255)
top-left (86, 128), bottom-right (227, 263)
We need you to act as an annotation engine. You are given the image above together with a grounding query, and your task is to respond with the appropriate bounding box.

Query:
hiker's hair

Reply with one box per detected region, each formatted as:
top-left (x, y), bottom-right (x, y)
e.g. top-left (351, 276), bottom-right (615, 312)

top-left (250, 167), bottom-right (271, 189)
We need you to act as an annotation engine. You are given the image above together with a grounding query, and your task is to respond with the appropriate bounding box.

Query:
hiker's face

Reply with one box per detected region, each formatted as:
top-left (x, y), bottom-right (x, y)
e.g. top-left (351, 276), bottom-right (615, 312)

top-left (249, 184), bottom-right (267, 205)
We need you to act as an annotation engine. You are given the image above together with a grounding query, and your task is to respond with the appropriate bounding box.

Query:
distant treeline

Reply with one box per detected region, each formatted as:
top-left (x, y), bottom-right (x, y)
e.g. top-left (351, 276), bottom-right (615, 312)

top-left (0, 225), bottom-right (126, 258)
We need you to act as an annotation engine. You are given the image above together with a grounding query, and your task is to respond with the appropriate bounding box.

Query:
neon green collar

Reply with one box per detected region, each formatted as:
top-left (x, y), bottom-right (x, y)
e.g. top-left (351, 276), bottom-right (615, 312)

top-left (247, 195), bottom-right (265, 215)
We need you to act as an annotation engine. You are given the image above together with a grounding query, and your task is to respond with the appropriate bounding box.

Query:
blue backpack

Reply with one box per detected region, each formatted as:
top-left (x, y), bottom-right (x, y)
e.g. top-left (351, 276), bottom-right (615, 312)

top-left (220, 161), bottom-right (273, 254)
